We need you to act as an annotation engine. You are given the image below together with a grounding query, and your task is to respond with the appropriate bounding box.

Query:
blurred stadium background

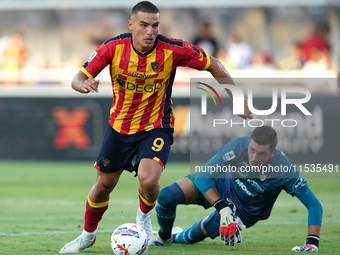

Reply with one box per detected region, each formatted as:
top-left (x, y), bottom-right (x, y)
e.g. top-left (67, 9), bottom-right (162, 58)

top-left (0, 0), bottom-right (340, 164)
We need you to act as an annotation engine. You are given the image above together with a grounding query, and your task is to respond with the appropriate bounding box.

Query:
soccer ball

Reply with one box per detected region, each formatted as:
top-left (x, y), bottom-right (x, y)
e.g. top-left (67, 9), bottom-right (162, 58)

top-left (111, 223), bottom-right (148, 255)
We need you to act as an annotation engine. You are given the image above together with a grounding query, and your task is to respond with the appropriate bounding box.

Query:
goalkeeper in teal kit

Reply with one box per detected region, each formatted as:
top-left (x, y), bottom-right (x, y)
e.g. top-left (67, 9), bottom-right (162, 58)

top-left (152, 126), bottom-right (323, 252)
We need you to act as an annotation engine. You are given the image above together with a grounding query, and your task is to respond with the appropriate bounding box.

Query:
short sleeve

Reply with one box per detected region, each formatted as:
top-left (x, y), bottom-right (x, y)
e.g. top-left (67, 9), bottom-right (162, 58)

top-left (176, 41), bottom-right (211, 70)
top-left (80, 39), bottom-right (114, 78)
top-left (215, 137), bottom-right (247, 165)
top-left (282, 176), bottom-right (309, 197)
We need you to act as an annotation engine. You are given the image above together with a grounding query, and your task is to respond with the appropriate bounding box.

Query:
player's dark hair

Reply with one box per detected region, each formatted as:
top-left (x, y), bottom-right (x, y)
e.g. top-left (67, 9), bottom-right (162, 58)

top-left (250, 126), bottom-right (277, 151)
top-left (132, 1), bottom-right (159, 15)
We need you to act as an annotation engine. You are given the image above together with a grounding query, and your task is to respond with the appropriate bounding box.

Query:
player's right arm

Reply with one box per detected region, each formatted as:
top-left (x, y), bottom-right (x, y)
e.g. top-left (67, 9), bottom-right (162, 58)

top-left (71, 70), bottom-right (100, 94)
top-left (206, 56), bottom-right (252, 120)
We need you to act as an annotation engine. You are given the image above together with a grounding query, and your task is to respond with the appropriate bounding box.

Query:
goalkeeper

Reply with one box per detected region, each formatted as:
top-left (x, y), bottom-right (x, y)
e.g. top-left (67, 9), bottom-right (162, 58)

top-left (152, 126), bottom-right (322, 252)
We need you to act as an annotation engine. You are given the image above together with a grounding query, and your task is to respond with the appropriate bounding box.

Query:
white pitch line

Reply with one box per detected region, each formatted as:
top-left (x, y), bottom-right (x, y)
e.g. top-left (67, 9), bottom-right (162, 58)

top-left (0, 229), bottom-right (114, 237)
top-left (1, 217), bottom-right (339, 237)
top-left (0, 216), bottom-right (134, 221)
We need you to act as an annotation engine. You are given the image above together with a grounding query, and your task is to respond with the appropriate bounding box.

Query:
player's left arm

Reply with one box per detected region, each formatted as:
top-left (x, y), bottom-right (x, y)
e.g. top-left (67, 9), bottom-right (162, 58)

top-left (292, 187), bottom-right (323, 252)
top-left (206, 56), bottom-right (253, 120)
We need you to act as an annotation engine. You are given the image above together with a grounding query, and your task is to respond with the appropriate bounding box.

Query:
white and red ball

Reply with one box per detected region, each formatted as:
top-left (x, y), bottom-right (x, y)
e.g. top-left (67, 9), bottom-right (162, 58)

top-left (111, 223), bottom-right (148, 255)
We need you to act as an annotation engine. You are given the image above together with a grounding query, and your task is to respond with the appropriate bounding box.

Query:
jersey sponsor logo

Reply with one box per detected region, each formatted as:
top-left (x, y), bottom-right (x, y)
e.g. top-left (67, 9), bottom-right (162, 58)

top-left (246, 179), bottom-right (265, 192)
top-left (235, 179), bottom-right (256, 197)
top-left (151, 62), bottom-right (160, 72)
top-left (236, 170), bottom-right (247, 179)
top-left (123, 59), bottom-right (135, 64)
top-left (116, 78), bottom-right (163, 93)
top-left (116, 78), bottom-right (126, 88)
top-left (122, 70), bottom-right (159, 79)
top-left (222, 150), bottom-right (236, 162)
top-left (239, 161), bottom-right (248, 166)
top-left (87, 51), bottom-right (98, 63)
top-left (292, 176), bottom-right (305, 190)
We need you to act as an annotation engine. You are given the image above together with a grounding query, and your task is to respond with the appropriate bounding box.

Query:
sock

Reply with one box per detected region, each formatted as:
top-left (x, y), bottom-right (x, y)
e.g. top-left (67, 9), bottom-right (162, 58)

top-left (82, 229), bottom-right (96, 241)
top-left (156, 183), bottom-right (186, 240)
top-left (306, 235), bottom-right (320, 247)
top-left (174, 219), bottom-right (206, 244)
top-left (84, 195), bottom-right (109, 232)
top-left (138, 191), bottom-right (156, 214)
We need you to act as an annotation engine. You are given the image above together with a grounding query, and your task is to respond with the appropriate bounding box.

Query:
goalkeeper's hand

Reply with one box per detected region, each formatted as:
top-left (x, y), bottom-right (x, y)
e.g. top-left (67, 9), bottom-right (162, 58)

top-left (219, 207), bottom-right (246, 246)
top-left (292, 244), bottom-right (318, 252)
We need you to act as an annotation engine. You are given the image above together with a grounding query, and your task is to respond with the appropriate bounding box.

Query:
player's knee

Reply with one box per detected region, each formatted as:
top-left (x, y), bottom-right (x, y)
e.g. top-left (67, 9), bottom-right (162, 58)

top-left (157, 186), bottom-right (175, 208)
top-left (157, 183), bottom-right (185, 208)
top-left (94, 170), bottom-right (122, 195)
top-left (139, 175), bottom-right (159, 193)
top-left (94, 178), bottom-right (118, 194)
top-left (94, 183), bottom-right (114, 195)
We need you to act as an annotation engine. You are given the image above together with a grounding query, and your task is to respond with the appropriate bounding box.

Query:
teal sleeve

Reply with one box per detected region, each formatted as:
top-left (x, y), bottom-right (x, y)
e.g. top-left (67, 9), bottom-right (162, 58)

top-left (194, 154), bottom-right (225, 196)
top-left (297, 187), bottom-right (323, 226)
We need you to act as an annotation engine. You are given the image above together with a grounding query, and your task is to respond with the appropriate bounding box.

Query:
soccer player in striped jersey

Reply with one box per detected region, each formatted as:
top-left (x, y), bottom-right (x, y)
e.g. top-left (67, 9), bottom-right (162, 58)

top-left (59, 1), bottom-right (252, 253)
top-left (152, 126), bottom-right (322, 252)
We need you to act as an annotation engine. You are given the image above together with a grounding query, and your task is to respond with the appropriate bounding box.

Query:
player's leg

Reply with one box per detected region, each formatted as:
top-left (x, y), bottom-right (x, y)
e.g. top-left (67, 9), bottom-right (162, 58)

top-left (59, 170), bottom-right (123, 253)
top-left (174, 211), bottom-right (219, 244)
top-left (136, 158), bottom-right (163, 242)
top-left (60, 125), bottom-right (137, 253)
top-left (134, 128), bottom-right (174, 244)
top-left (152, 177), bottom-right (196, 246)
top-left (137, 158), bottom-right (163, 211)
top-left (85, 170), bottom-right (124, 234)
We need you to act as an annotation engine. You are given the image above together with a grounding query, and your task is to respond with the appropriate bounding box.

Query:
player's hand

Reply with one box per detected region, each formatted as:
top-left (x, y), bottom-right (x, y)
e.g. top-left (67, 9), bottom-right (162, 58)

top-left (219, 207), bottom-right (246, 246)
top-left (81, 78), bottom-right (100, 93)
top-left (292, 244), bottom-right (318, 252)
top-left (238, 98), bottom-right (253, 120)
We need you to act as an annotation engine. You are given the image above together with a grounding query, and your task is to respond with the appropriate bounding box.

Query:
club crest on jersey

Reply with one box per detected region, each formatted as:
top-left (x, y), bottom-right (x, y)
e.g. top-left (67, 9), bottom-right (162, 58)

top-left (102, 158), bottom-right (110, 167)
top-left (151, 62), bottom-right (160, 72)
top-left (259, 174), bottom-right (267, 182)
top-left (222, 151), bottom-right (236, 162)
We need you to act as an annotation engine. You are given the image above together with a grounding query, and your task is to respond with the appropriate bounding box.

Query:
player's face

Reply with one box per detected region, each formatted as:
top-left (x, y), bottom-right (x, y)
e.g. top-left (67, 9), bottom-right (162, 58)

top-left (128, 11), bottom-right (160, 52)
top-left (248, 139), bottom-right (275, 169)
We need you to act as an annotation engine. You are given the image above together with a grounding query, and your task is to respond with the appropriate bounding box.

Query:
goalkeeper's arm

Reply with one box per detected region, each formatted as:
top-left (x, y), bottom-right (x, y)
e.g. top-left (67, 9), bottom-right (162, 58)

top-left (292, 187), bottom-right (322, 252)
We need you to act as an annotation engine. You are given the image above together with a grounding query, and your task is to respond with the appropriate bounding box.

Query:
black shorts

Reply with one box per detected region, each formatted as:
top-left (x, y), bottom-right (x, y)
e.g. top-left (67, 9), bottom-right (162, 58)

top-left (94, 124), bottom-right (174, 173)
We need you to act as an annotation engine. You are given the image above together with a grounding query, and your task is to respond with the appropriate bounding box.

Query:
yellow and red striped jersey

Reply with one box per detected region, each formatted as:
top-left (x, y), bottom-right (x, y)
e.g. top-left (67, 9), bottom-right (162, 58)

top-left (81, 33), bottom-right (210, 135)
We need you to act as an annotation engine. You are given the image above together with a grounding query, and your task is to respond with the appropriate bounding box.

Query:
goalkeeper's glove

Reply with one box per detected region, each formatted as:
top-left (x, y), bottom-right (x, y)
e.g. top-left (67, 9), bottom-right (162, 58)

top-left (292, 235), bottom-right (319, 252)
top-left (214, 199), bottom-right (246, 246)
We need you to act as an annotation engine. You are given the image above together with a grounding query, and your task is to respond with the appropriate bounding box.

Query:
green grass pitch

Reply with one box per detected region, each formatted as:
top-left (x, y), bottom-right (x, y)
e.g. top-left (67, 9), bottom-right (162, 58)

top-left (0, 160), bottom-right (339, 254)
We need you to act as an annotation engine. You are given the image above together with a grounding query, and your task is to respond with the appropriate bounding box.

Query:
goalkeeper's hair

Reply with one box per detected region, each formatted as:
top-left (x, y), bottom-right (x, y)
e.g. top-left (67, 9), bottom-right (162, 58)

top-left (132, 1), bottom-right (159, 15)
top-left (250, 126), bottom-right (277, 151)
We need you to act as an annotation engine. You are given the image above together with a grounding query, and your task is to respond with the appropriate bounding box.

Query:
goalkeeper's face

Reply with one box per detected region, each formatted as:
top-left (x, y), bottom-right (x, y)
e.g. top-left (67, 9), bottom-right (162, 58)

top-left (248, 139), bottom-right (275, 170)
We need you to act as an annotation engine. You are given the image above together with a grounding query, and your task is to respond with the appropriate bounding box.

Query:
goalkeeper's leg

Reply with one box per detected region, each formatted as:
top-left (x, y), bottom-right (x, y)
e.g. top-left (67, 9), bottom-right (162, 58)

top-left (173, 217), bottom-right (209, 244)
top-left (155, 178), bottom-right (196, 242)
top-left (174, 211), bottom-right (220, 244)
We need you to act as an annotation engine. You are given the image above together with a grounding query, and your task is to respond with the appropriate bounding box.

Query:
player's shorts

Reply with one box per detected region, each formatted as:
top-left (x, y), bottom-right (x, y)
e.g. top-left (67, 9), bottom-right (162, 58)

top-left (94, 124), bottom-right (174, 174)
